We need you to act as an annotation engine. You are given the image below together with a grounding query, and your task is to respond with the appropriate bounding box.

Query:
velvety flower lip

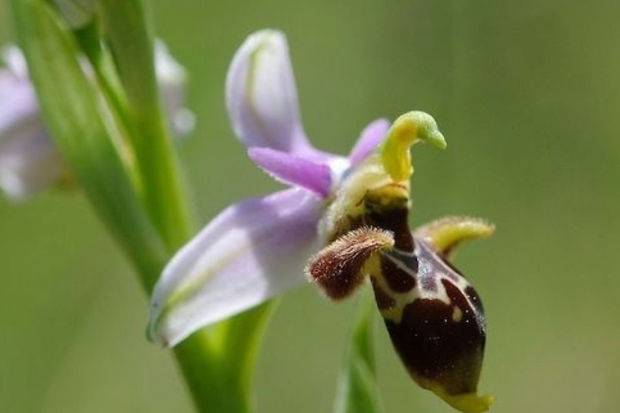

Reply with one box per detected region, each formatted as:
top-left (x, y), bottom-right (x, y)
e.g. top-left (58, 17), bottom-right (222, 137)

top-left (148, 29), bottom-right (388, 346)
top-left (0, 41), bottom-right (194, 200)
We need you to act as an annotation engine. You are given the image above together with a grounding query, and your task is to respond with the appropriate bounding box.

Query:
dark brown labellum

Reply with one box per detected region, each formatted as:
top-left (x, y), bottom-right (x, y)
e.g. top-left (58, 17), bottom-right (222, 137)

top-left (373, 239), bottom-right (491, 412)
top-left (310, 180), bottom-right (494, 412)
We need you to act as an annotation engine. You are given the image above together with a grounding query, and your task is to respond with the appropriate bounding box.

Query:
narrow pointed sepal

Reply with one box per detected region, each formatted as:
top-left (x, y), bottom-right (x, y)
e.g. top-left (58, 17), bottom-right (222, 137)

top-left (305, 227), bottom-right (394, 300)
top-left (248, 147), bottom-right (332, 197)
top-left (414, 216), bottom-right (495, 258)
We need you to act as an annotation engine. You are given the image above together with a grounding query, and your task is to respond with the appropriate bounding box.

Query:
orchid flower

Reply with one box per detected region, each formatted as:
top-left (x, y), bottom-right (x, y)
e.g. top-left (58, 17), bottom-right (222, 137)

top-left (149, 29), bottom-right (495, 413)
top-left (0, 41), bottom-right (194, 200)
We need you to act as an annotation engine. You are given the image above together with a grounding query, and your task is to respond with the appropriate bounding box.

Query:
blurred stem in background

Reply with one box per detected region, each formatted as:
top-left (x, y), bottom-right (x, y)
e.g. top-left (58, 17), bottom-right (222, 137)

top-left (10, 0), bottom-right (272, 411)
top-left (334, 292), bottom-right (384, 413)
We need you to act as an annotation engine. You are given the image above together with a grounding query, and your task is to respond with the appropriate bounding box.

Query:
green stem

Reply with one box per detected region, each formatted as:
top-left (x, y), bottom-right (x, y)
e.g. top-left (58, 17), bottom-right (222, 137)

top-left (94, 2), bottom-right (275, 408)
top-left (99, 0), bottom-right (191, 251)
top-left (95, 2), bottom-right (277, 411)
top-left (175, 334), bottom-right (250, 413)
top-left (14, 1), bottom-right (274, 411)
top-left (334, 292), bottom-right (384, 413)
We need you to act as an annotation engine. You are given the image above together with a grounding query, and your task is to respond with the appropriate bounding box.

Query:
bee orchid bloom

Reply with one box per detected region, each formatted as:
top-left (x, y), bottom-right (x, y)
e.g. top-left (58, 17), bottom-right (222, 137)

top-left (148, 29), bottom-right (390, 347)
top-left (149, 29), bottom-right (494, 413)
top-left (0, 41), bottom-right (194, 200)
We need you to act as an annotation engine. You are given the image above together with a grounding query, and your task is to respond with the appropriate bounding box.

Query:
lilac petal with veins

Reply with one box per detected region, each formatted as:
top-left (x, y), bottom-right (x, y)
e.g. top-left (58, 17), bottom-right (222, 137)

top-left (248, 147), bottom-right (332, 197)
top-left (148, 188), bottom-right (322, 347)
top-left (225, 29), bottom-right (311, 154)
top-left (349, 118), bottom-right (390, 165)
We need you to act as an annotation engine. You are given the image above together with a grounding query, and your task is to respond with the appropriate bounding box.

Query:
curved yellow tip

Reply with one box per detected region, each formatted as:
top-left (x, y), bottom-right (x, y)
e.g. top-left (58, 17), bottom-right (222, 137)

top-left (380, 111), bottom-right (446, 181)
top-left (413, 373), bottom-right (494, 413)
top-left (414, 216), bottom-right (495, 257)
top-left (441, 392), bottom-right (495, 413)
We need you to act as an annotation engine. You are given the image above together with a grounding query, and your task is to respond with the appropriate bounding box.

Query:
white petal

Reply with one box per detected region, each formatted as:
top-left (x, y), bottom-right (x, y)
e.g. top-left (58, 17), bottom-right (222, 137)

top-left (149, 188), bottom-right (323, 346)
top-left (225, 29), bottom-right (310, 153)
top-left (154, 41), bottom-right (195, 137)
top-left (2, 45), bottom-right (28, 78)
top-left (154, 41), bottom-right (187, 85)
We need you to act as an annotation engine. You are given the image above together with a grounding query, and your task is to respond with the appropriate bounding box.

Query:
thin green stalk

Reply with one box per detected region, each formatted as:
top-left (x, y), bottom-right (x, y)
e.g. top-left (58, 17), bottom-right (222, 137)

top-left (11, 0), bottom-right (169, 290)
top-left (175, 319), bottom-right (253, 413)
top-left (334, 292), bottom-right (384, 413)
top-left (99, 0), bottom-right (191, 251)
top-left (95, 2), bottom-right (275, 411)
top-left (14, 1), bottom-right (275, 411)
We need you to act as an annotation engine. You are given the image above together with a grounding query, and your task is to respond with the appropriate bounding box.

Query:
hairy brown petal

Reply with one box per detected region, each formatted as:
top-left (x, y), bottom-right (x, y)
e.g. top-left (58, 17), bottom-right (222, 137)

top-left (305, 227), bottom-right (394, 300)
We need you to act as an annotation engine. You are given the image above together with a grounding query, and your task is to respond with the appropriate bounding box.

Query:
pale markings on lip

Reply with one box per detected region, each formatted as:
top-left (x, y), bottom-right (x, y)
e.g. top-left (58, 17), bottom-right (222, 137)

top-left (372, 238), bottom-right (482, 328)
top-left (452, 306), bottom-right (463, 322)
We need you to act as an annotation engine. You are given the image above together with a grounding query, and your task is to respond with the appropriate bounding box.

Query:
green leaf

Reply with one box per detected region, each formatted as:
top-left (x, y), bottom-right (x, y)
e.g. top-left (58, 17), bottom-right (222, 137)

top-left (11, 0), bottom-right (168, 288)
top-left (99, 0), bottom-right (192, 251)
top-left (334, 292), bottom-right (385, 413)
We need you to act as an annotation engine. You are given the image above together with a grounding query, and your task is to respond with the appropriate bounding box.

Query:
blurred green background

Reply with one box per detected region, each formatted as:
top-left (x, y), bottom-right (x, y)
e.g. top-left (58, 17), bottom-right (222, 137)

top-left (1, 1), bottom-right (619, 412)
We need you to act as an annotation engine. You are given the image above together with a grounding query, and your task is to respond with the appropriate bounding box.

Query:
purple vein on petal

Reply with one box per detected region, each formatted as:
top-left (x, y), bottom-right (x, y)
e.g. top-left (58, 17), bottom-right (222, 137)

top-left (248, 147), bottom-right (332, 197)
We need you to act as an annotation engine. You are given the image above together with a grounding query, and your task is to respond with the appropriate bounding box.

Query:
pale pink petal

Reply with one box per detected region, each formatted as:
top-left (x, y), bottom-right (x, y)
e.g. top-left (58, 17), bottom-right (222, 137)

top-left (226, 29), bottom-right (311, 153)
top-left (248, 147), bottom-right (331, 197)
top-left (348, 118), bottom-right (389, 165)
top-left (148, 188), bottom-right (323, 346)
